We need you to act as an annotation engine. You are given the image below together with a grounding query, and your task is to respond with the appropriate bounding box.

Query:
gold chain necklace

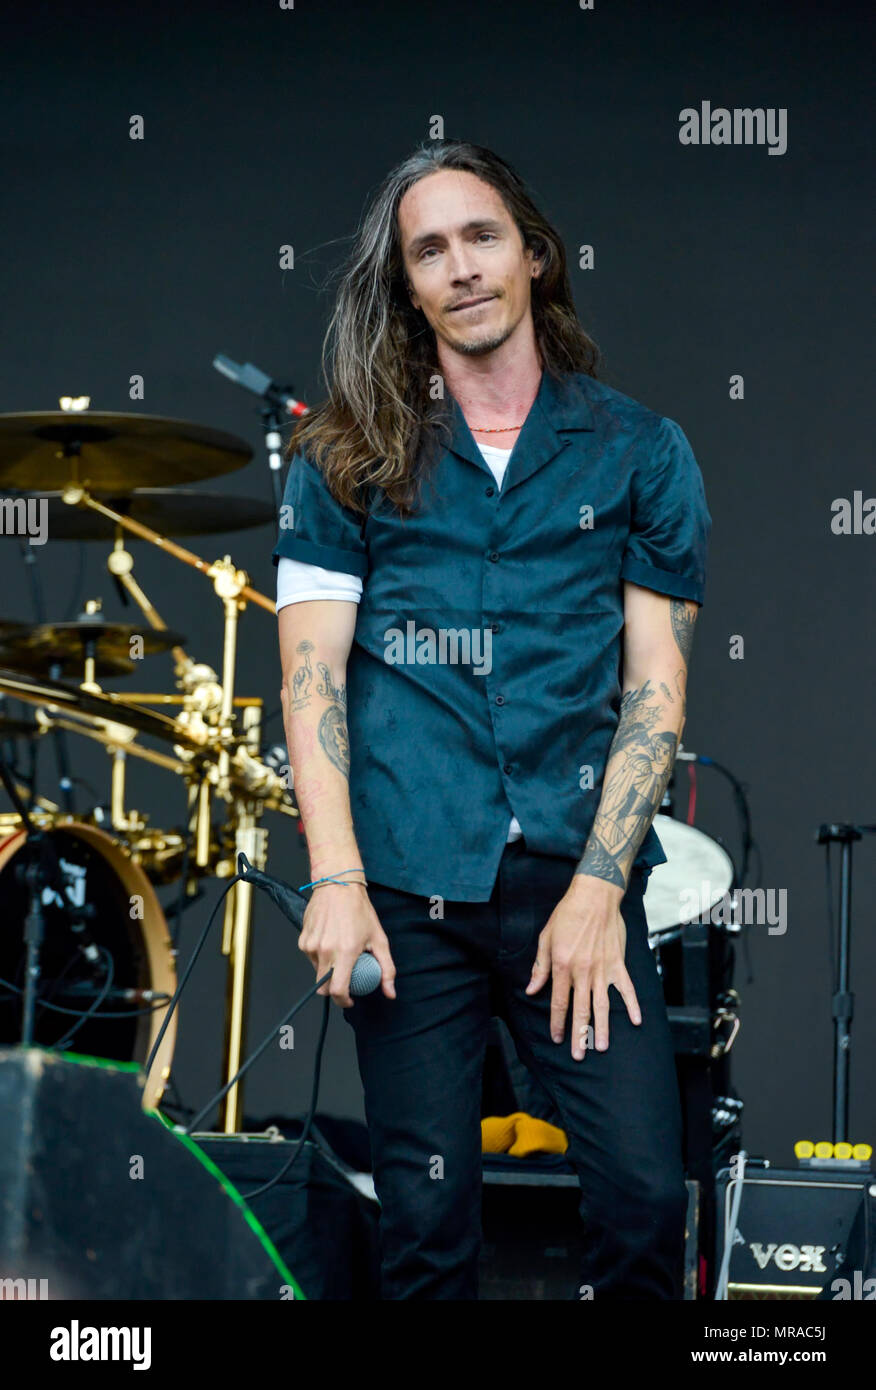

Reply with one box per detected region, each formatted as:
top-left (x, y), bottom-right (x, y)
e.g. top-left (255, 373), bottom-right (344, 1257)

top-left (469, 421), bottom-right (525, 432)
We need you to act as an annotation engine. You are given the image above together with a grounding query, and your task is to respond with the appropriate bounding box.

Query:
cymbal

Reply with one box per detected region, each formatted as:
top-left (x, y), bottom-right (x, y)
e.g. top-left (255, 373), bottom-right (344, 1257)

top-left (0, 412), bottom-right (252, 490)
top-left (0, 621), bottom-right (186, 680)
top-left (0, 649), bottom-right (135, 679)
top-left (1, 489), bottom-right (276, 541)
top-left (0, 668), bottom-right (212, 752)
top-left (3, 620), bottom-right (185, 658)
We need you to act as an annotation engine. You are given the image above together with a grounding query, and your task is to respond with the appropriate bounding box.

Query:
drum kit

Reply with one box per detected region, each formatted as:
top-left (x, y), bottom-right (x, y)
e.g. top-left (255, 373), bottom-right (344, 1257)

top-left (0, 402), bottom-right (298, 1127)
top-left (645, 811), bottom-right (741, 1065)
top-left (0, 398), bottom-right (744, 1137)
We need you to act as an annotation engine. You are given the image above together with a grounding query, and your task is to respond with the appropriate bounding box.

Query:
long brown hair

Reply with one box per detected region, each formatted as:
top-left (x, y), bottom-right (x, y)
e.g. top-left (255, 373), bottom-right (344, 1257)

top-left (286, 139), bottom-right (601, 517)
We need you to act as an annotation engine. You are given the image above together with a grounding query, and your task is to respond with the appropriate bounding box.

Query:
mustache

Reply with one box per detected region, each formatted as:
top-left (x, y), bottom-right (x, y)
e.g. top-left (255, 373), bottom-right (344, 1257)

top-left (447, 292), bottom-right (499, 311)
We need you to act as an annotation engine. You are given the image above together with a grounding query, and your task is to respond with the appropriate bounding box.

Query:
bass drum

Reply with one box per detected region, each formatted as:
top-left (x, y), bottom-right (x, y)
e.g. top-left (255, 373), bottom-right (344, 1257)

top-left (642, 814), bottom-right (738, 1037)
top-left (0, 820), bottom-right (177, 1109)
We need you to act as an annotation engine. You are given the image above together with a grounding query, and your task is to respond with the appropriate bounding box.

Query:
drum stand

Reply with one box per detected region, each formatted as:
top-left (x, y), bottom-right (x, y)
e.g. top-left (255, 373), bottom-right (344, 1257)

top-left (3, 478), bottom-right (297, 1131)
top-left (15, 534), bottom-right (77, 816)
top-left (65, 490), bottom-right (291, 1132)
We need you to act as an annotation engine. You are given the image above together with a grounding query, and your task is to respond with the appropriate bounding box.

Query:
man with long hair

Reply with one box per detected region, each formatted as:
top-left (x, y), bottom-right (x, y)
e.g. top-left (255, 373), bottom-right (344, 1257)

top-left (273, 139), bottom-right (711, 1299)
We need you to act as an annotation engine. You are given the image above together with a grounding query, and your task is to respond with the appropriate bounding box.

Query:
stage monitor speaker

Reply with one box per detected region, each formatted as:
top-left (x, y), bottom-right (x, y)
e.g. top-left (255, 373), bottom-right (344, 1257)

top-left (0, 1047), bottom-right (301, 1299)
top-left (191, 1132), bottom-right (380, 1301)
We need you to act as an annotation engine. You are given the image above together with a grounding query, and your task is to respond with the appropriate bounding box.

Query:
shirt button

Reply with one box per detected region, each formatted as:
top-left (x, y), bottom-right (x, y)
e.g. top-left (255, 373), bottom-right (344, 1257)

top-left (485, 486), bottom-right (495, 497)
top-left (495, 694), bottom-right (505, 706)
top-left (503, 762), bottom-right (513, 775)
top-left (491, 623), bottom-right (500, 633)
top-left (489, 551), bottom-right (500, 562)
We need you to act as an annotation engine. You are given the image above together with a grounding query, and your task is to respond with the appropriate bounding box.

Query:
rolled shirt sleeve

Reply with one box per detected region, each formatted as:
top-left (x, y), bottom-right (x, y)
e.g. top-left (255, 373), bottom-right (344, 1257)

top-left (271, 450), bottom-right (370, 578)
top-left (276, 556), bottom-right (364, 613)
top-left (620, 415), bottom-right (711, 605)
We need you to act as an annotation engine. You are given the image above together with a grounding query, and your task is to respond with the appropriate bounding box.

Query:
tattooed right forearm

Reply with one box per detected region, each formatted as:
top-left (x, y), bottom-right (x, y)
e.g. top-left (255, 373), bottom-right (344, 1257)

top-left (290, 639), bottom-right (314, 710)
top-left (319, 704), bottom-right (350, 777)
top-left (288, 636), bottom-right (350, 780)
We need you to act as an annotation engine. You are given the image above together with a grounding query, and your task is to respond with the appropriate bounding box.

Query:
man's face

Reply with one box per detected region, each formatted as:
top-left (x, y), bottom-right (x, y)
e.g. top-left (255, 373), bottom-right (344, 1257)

top-left (398, 168), bottom-right (541, 358)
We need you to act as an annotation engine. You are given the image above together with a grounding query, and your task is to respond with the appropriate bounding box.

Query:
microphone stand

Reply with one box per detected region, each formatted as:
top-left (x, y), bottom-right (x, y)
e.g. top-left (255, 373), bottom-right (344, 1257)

top-left (817, 821), bottom-right (863, 1142)
top-left (211, 354), bottom-right (309, 515)
top-left (15, 528), bottom-right (77, 815)
top-left (261, 399), bottom-right (286, 518)
top-left (0, 752), bottom-right (89, 1044)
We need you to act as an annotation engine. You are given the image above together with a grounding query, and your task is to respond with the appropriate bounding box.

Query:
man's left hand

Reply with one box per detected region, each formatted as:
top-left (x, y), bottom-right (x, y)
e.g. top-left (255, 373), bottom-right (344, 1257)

top-left (525, 875), bottom-right (642, 1059)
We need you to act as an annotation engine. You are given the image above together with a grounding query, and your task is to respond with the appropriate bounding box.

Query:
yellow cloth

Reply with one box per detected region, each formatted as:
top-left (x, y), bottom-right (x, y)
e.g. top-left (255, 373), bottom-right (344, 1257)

top-left (481, 1112), bottom-right (568, 1157)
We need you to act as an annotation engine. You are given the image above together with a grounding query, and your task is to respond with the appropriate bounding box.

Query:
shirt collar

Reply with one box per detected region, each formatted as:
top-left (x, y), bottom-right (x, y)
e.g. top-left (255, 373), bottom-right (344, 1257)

top-left (445, 367), bottom-right (596, 494)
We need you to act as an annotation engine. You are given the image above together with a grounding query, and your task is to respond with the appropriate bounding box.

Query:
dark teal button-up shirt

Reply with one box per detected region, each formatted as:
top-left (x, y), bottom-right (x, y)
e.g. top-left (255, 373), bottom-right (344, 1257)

top-left (272, 368), bottom-right (711, 901)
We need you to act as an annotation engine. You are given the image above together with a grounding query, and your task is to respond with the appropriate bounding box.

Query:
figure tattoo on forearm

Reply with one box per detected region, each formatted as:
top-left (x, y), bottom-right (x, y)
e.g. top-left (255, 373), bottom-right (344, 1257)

top-left (670, 597), bottom-right (696, 667)
top-left (290, 639), bottom-right (314, 710)
top-left (575, 599), bottom-right (698, 889)
top-left (289, 638), bottom-right (350, 778)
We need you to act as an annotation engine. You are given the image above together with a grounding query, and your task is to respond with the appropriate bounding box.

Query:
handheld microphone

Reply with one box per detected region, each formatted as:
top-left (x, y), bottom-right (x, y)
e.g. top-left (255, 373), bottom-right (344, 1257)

top-left (236, 853), bottom-right (382, 997)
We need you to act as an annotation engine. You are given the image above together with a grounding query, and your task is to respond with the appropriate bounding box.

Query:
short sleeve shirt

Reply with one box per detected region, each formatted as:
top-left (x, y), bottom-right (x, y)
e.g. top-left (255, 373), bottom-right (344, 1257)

top-left (272, 368), bottom-right (711, 901)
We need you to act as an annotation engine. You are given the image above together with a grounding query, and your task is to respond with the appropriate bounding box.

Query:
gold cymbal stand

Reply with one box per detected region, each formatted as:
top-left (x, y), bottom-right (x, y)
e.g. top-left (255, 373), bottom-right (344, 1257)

top-left (59, 482), bottom-right (293, 1132)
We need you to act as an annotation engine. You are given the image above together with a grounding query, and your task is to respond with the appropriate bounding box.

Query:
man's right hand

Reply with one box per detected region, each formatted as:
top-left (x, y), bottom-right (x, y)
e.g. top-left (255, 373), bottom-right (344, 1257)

top-left (298, 882), bottom-right (397, 1008)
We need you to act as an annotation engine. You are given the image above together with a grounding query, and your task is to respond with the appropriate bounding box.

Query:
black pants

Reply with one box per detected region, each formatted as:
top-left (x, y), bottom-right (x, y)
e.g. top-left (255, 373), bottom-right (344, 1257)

top-left (343, 838), bottom-right (688, 1300)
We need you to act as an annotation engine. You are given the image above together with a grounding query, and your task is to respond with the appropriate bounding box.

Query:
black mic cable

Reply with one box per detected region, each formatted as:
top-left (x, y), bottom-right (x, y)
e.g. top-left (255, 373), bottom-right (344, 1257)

top-left (51, 947), bottom-right (115, 1052)
top-left (241, 996), bottom-right (331, 1200)
top-left (143, 875), bottom-right (239, 1080)
top-left (0, 972), bottom-right (173, 1021)
top-left (183, 973), bottom-right (330, 1136)
top-left (174, 854), bottom-right (384, 1198)
top-left (144, 855), bottom-right (382, 1082)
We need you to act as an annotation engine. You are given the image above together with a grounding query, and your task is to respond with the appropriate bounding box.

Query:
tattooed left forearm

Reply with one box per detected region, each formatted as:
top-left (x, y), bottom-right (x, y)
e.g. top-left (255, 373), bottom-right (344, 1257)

top-left (575, 681), bottom-right (679, 888)
top-left (575, 598), bottom-right (698, 890)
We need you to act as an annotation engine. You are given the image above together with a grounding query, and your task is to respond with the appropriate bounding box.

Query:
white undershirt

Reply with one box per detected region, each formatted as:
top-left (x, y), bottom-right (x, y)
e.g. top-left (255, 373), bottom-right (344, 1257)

top-left (276, 443), bottom-right (523, 842)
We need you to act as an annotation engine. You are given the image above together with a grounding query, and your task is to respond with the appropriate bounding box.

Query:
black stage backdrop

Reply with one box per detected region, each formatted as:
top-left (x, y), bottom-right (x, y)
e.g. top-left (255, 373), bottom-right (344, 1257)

top-left (1, 0), bottom-right (873, 1164)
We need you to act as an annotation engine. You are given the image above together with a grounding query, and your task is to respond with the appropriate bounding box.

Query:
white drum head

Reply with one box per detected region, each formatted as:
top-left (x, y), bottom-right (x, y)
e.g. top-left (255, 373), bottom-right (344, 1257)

top-left (643, 815), bottom-right (734, 937)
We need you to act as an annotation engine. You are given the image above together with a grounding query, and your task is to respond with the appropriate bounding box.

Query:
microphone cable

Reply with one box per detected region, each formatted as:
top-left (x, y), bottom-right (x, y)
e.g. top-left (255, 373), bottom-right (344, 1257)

top-left (182, 968), bottom-right (331, 1135)
top-left (241, 995), bottom-right (331, 1200)
top-left (170, 860), bottom-right (378, 1199)
top-left (0, 974), bottom-right (173, 1021)
top-left (51, 946), bottom-right (115, 1051)
top-left (143, 874), bottom-right (240, 1079)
